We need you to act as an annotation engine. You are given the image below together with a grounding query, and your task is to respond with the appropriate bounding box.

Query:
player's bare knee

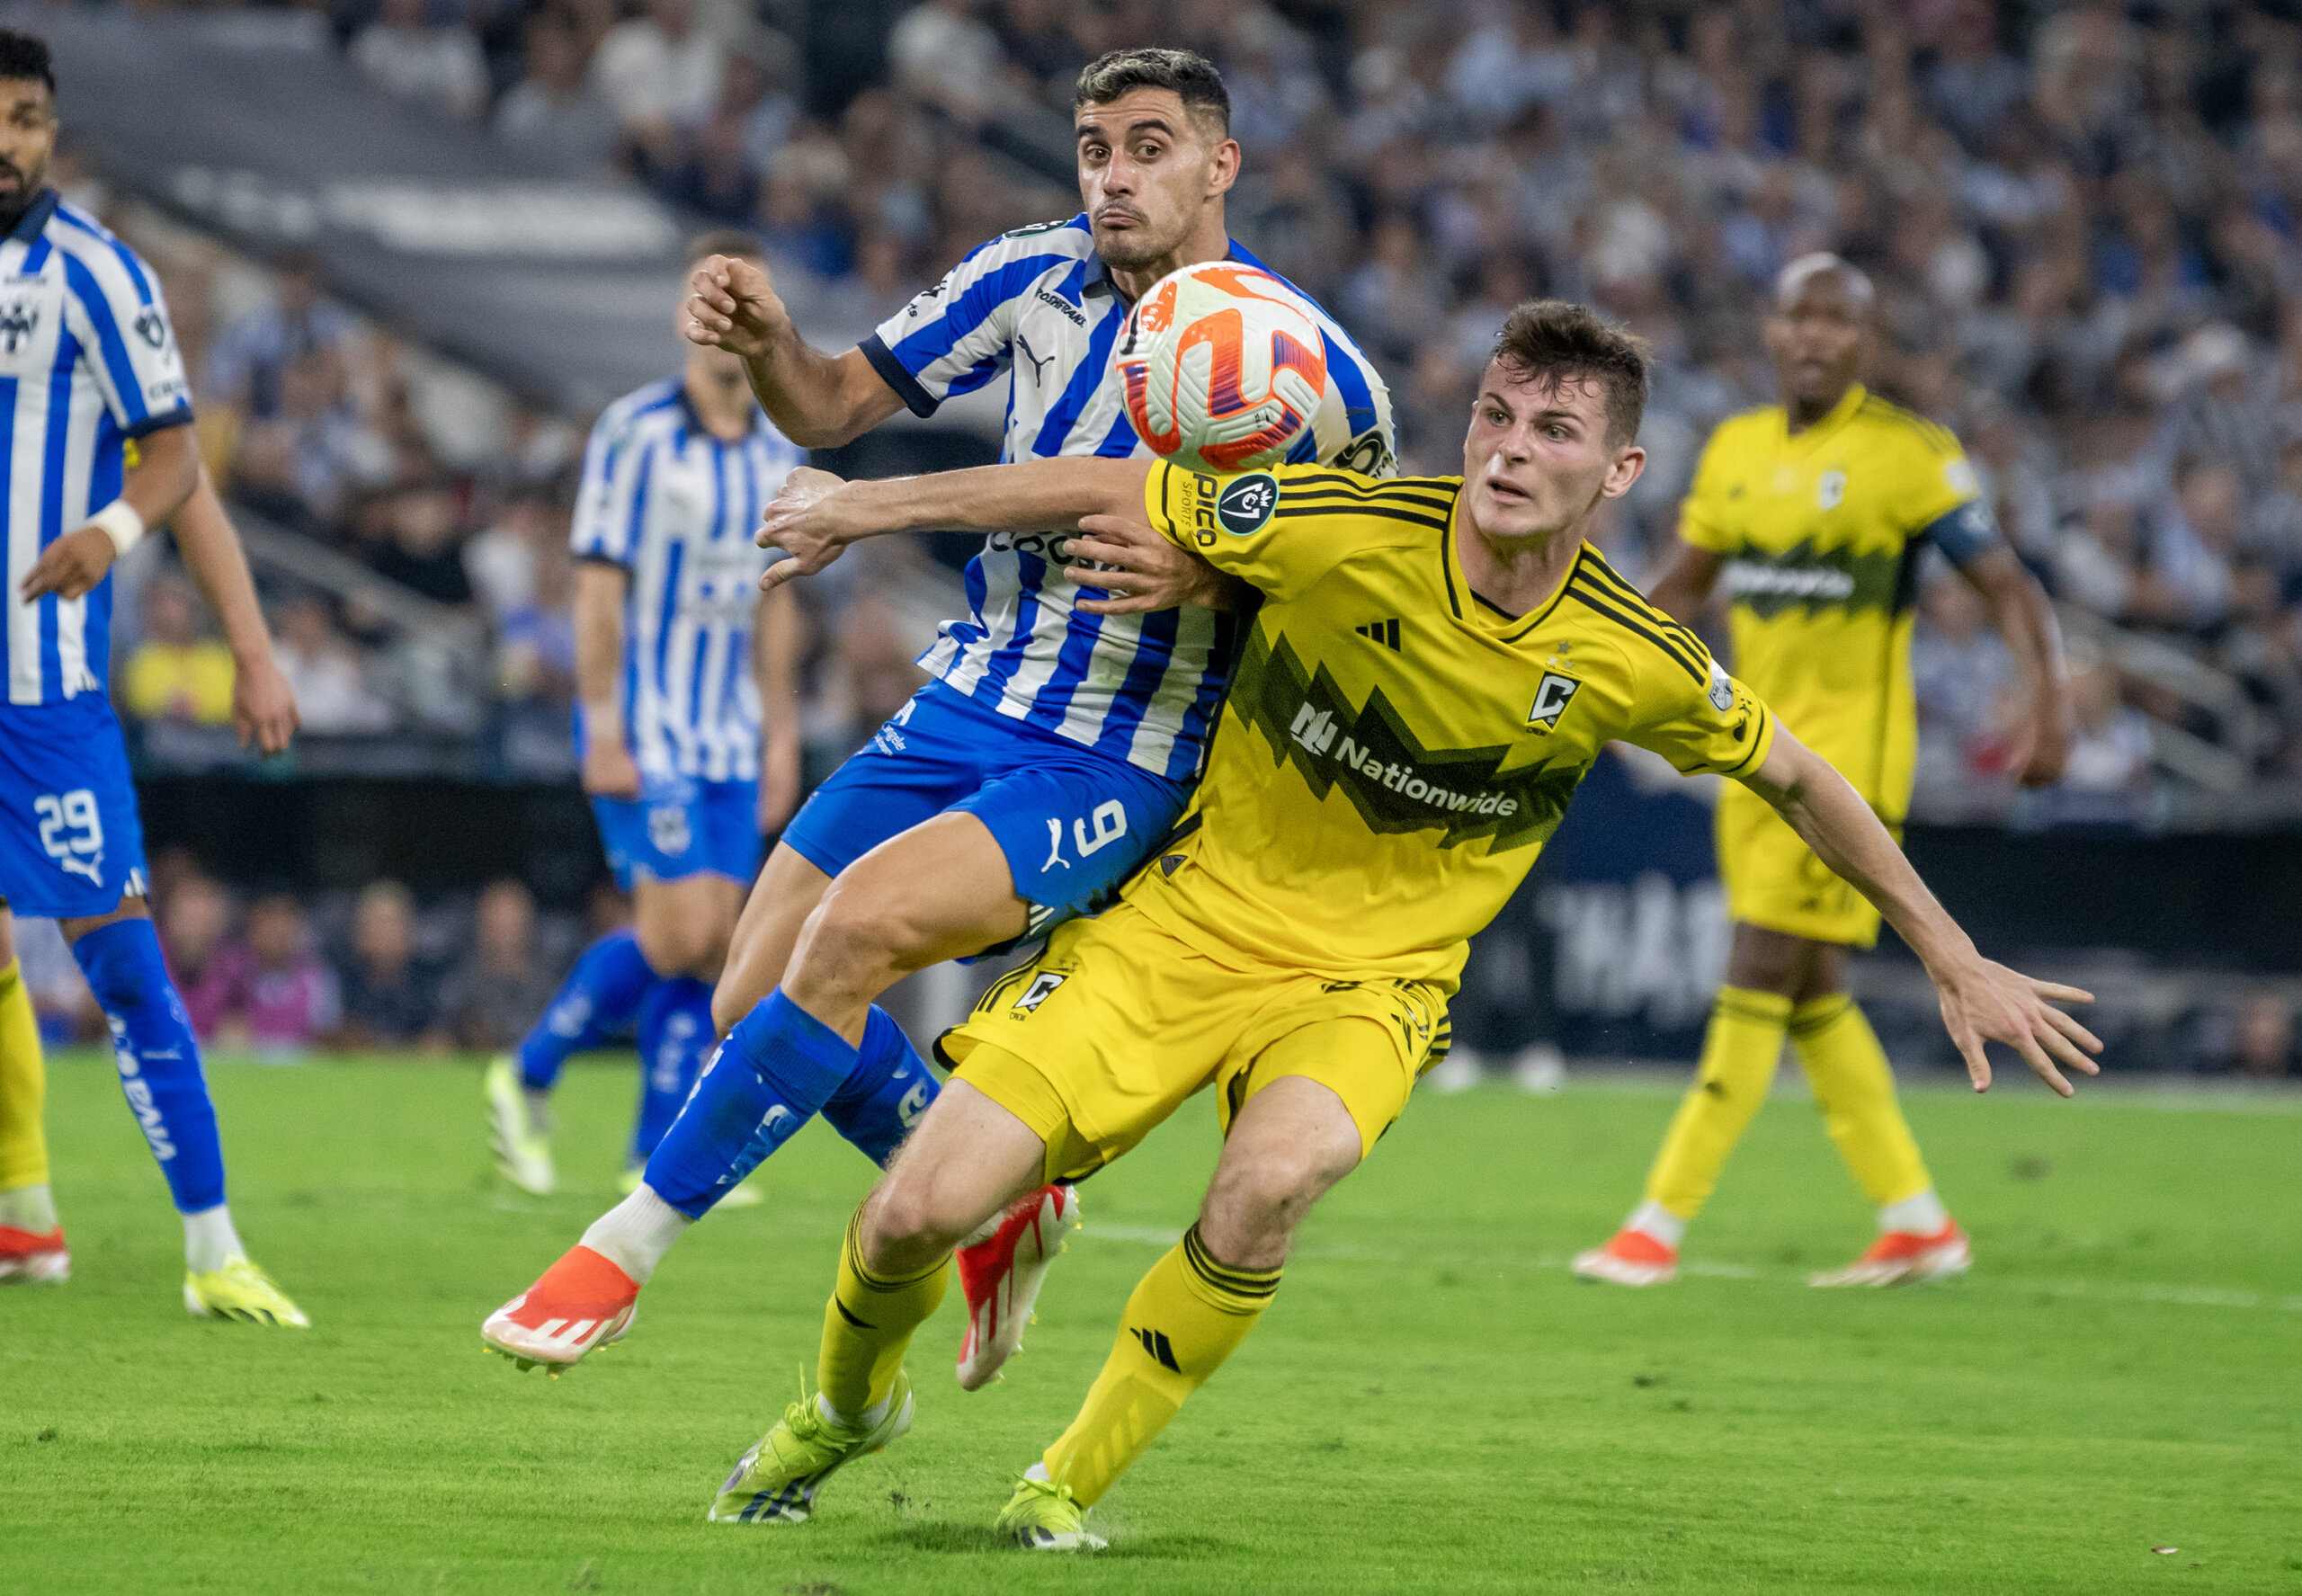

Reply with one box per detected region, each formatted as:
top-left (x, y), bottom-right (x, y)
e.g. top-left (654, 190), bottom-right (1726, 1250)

top-left (1726, 923), bottom-right (1807, 995)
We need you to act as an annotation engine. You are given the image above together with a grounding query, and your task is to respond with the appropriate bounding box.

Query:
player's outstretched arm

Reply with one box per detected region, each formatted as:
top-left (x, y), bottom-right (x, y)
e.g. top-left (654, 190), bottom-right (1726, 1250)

top-left (573, 561), bottom-right (641, 800)
top-left (169, 468), bottom-right (299, 755)
top-left (683, 254), bottom-right (905, 448)
top-left (755, 459), bottom-right (1155, 591)
top-left (1738, 725), bottom-right (2101, 1095)
top-left (1642, 540), bottom-right (1726, 626)
top-left (19, 422), bottom-right (200, 604)
top-left (1060, 515), bottom-right (1255, 615)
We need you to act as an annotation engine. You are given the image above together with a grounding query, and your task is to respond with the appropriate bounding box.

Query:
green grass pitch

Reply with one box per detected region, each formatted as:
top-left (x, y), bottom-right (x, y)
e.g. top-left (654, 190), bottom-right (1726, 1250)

top-left (4, 1052), bottom-right (2298, 1594)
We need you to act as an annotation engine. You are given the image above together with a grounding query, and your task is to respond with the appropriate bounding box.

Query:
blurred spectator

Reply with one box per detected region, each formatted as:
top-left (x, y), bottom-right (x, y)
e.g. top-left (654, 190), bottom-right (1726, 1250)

top-left (889, 0), bottom-right (1004, 126)
top-left (204, 251), bottom-right (355, 424)
top-left (206, 895), bottom-right (340, 1063)
top-left (13, 917), bottom-right (99, 1048)
top-left (495, 14), bottom-right (620, 174)
top-left (437, 878), bottom-right (556, 1053)
top-left (2230, 993), bottom-right (2296, 1079)
top-left (1912, 570), bottom-right (2021, 803)
top-left (592, 0), bottom-right (724, 163)
top-left (271, 595), bottom-right (395, 736)
top-left (120, 576), bottom-right (235, 728)
top-left (161, 872), bottom-right (236, 1039)
top-left (335, 880), bottom-right (446, 1051)
top-left (2041, 654), bottom-right (2157, 826)
top-left (352, 0), bottom-right (489, 121)
top-left (363, 481), bottom-right (476, 607)
top-left (2137, 457), bottom-right (2240, 631)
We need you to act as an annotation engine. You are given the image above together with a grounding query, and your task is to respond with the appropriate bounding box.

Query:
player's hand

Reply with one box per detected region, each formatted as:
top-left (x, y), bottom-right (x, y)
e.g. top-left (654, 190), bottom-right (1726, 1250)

top-left (684, 254), bottom-right (788, 360)
top-left (757, 467), bottom-right (860, 590)
top-left (231, 650), bottom-right (299, 756)
top-left (1930, 953), bottom-right (2101, 1097)
top-left (2010, 704), bottom-right (2076, 789)
top-left (582, 738), bottom-right (642, 800)
top-left (20, 524), bottom-right (118, 602)
top-left (1060, 515), bottom-right (1233, 614)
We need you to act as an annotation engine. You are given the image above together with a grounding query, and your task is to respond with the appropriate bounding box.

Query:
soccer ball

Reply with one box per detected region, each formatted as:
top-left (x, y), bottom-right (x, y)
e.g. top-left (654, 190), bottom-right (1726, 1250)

top-left (1114, 262), bottom-right (1329, 473)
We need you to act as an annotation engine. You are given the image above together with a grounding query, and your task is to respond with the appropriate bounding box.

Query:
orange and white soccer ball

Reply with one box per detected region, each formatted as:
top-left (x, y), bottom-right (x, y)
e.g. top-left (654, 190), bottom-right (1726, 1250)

top-left (1114, 262), bottom-right (1328, 473)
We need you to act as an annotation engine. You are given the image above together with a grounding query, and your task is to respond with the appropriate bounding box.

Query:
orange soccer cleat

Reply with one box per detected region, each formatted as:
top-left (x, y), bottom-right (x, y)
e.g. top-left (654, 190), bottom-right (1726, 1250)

top-left (954, 1183), bottom-right (1081, 1390)
top-left (481, 1244), bottom-right (639, 1374)
top-left (1809, 1219), bottom-right (1971, 1288)
top-left (1570, 1226), bottom-right (1679, 1287)
top-left (0, 1224), bottom-right (68, 1283)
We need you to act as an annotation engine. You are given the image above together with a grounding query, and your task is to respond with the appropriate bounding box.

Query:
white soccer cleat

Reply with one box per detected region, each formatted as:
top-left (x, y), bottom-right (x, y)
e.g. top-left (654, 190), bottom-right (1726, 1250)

top-left (954, 1182), bottom-right (1082, 1391)
top-left (1809, 1220), bottom-right (1972, 1288)
top-left (1571, 1227), bottom-right (1679, 1287)
top-left (485, 1056), bottom-right (556, 1196)
top-left (482, 1244), bottom-right (638, 1373)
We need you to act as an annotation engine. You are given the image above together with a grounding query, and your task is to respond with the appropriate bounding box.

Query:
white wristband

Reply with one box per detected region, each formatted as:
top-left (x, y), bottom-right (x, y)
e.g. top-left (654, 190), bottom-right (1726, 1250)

top-left (87, 499), bottom-right (146, 558)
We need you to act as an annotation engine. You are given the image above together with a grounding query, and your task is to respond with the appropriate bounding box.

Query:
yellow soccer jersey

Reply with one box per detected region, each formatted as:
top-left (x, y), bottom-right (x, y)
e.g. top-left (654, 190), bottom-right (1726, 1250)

top-left (1134, 462), bottom-right (1777, 992)
top-left (1679, 384), bottom-right (1987, 817)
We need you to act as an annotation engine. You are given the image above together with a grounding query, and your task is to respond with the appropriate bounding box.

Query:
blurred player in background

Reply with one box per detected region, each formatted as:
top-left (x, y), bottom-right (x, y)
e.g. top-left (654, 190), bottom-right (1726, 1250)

top-left (483, 228), bottom-right (802, 1198)
top-left (0, 28), bottom-right (305, 1322)
top-left (704, 302), bottom-right (2098, 1545)
top-left (1575, 254), bottom-right (2074, 1290)
top-left (482, 47), bottom-right (1393, 1387)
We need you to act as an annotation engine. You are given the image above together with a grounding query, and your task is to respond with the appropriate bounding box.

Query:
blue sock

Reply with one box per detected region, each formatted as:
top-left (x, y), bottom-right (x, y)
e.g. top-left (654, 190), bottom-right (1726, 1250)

top-left (72, 919), bottom-right (228, 1214)
top-left (641, 987), bottom-right (859, 1218)
top-left (517, 929), bottom-right (656, 1092)
top-left (629, 976), bottom-right (714, 1164)
top-left (821, 1006), bottom-right (940, 1166)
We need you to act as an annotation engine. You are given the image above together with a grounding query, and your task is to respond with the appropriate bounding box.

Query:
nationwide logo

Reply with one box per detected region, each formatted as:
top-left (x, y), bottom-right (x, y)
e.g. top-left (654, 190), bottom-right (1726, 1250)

top-left (1721, 539), bottom-right (1909, 619)
top-left (1236, 627), bottom-right (1586, 851)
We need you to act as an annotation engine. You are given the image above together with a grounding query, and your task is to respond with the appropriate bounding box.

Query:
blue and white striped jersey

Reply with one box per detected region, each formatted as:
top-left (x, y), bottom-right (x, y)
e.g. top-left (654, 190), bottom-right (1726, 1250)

top-left (861, 215), bottom-right (1395, 780)
top-left (570, 377), bottom-right (807, 782)
top-left (0, 191), bottom-right (194, 707)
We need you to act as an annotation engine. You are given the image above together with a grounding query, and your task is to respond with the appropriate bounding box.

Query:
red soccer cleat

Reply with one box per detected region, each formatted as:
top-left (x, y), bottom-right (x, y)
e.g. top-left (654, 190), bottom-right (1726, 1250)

top-left (954, 1183), bottom-right (1081, 1391)
top-left (0, 1224), bottom-right (68, 1283)
top-left (1570, 1227), bottom-right (1679, 1287)
top-left (481, 1244), bottom-right (639, 1374)
top-left (1809, 1219), bottom-right (1971, 1288)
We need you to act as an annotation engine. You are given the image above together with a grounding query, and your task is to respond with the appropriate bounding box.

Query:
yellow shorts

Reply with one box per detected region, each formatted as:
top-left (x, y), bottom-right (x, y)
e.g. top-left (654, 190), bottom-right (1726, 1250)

top-left (1715, 780), bottom-right (1900, 949)
top-left (936, 900), bottom-right (1449, 1186)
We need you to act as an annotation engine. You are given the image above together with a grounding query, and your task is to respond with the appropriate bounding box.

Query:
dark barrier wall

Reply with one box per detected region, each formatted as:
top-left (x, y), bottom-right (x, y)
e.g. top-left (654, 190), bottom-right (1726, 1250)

top-left (138, 775), bottom-right (2302, 969)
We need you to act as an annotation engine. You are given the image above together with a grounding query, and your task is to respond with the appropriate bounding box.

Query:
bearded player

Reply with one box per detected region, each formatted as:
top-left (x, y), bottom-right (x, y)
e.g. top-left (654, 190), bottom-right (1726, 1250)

top-left (701, 300), bottom-right (2098, 1546)
top-left (481, 47), bottom-right (1393, 1387)
top-left (1574, 254), bottom-right (2074, 1290)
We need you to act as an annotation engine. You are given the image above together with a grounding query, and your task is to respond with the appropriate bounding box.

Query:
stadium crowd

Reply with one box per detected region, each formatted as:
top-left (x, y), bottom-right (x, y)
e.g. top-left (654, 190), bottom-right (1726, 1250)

top-left (32, 0), bottom-right (2302, 1075)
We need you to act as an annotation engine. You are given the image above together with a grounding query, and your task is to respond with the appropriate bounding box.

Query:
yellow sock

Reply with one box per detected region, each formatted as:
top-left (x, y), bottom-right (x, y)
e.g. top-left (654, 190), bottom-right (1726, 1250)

top-left (1789, 994), bottom-right (1932, 1208)
top-left (816, 1210), bottom-right (948, 1422)
top-left (0, 960), bottom-right (49, 1193)
top-left (1642, 985), bottom-right (1792, 1222)
top-left (1042, 1224), bottom-right (1278, 1507)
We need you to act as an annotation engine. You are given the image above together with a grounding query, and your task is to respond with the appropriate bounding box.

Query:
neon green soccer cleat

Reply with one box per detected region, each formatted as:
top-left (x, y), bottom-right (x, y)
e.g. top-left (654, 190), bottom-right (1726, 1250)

top-left (485, 1056), bottom-right (555, 1196)
top-left (184, 1256), bottom-right (309, 1327)
top-left (707, 1371), bottom-right (914, 1525)
top-left (995, 1474), bottom-right (1106, 1551)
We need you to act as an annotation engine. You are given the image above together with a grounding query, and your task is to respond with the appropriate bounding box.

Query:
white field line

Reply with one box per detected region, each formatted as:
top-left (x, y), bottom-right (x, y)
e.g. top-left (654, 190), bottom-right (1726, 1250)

top-left (1077, 1226), bottom-right (2300, 1312)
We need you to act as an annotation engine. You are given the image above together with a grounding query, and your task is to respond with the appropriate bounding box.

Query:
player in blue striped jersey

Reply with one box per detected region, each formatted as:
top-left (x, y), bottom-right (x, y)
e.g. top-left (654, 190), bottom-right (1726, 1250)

top-left (482, 49), bottom-right (1395, 1391)
top-left (482, 231), bottom-right (816, 1201)
top-left (0, 30), bottom-right (306, 1322)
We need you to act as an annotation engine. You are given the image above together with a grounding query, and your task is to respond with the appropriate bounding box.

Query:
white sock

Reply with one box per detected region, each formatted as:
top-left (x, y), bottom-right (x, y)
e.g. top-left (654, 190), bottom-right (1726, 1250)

top-left (183, 1204), bottom-right (244, 1273)
top-left (1024, 1461), bottom-right (1052, 1485)
top-left (1628, 1199), bottom-right (1687, 1248)
top-left (579, 1183), bottom-right (691, 1285)
top-left (817, 1389), bottom-right (890, 1431)
top-left (0, 1181), bottom-right (58, 1231)
top-left (1878, 1189), bottom-right (1949, 1235)
top-left (522, 1087), bottom-right (554, 1136)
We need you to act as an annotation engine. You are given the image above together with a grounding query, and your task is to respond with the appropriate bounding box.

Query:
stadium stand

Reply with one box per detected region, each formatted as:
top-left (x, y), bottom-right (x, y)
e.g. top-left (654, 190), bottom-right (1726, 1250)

top-left (18, 0), bottom-right (2302, 1076)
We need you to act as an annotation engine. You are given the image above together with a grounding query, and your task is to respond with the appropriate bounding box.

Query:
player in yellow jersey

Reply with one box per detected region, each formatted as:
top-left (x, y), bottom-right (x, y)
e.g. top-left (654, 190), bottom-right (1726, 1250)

top-left (685, 301), bottom-right (2098, 1547)
top-left (1574, 255), bottom-right (2074, 1291)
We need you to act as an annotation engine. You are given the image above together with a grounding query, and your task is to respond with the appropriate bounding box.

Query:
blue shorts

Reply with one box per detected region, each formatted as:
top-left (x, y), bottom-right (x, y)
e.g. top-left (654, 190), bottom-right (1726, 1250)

top-left (0, 697), bottom-right (150, 919)
top-left (593, 775), bottom-right (763, 891)
top-left (782, 680), bottom-right (1191, 939)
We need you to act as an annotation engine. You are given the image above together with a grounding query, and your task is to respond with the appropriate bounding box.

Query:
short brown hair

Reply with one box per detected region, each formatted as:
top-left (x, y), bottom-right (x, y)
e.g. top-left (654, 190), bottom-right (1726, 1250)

top-left (1075, 48), bottom-right (1229, 137)
top-left (687, 227), bottom-right (764, 265)
top-left (1488, 300), bottom-right (1650, 446)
